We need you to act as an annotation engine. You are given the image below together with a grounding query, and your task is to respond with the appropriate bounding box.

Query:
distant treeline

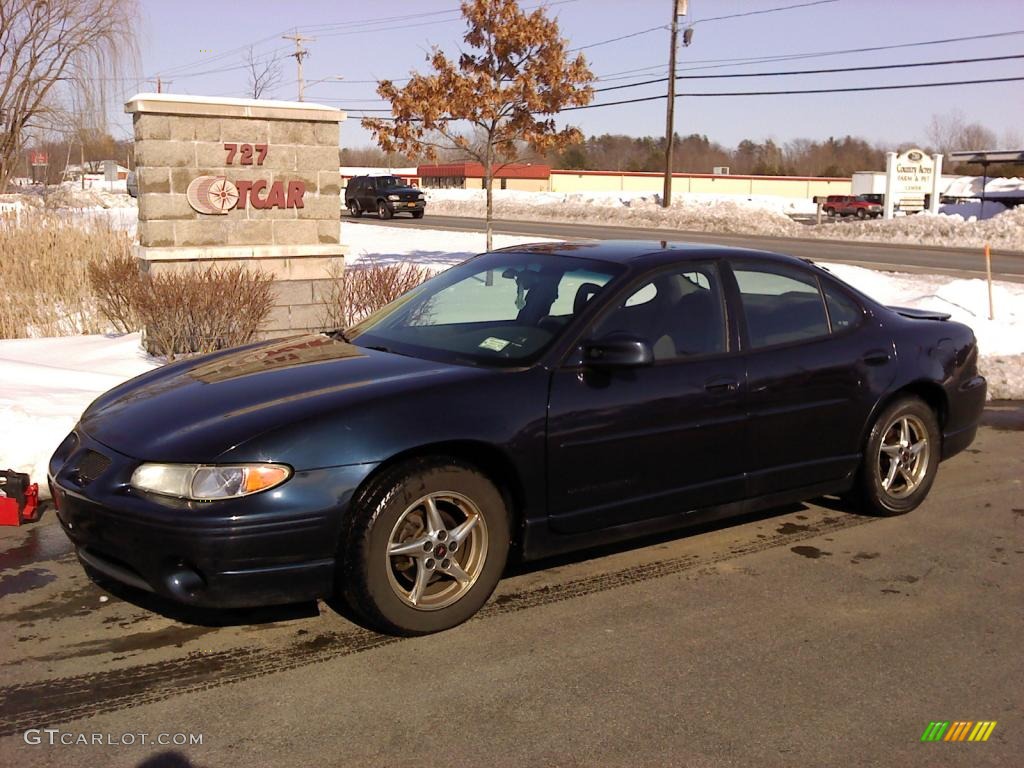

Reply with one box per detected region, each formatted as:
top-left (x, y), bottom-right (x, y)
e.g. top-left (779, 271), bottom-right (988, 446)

top-left (341, 112), bottom-right (1022, 178)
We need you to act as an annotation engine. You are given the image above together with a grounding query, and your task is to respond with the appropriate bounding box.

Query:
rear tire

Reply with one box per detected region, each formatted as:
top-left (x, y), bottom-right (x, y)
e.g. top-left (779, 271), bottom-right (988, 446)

top-left (858, 397), bottom-right (940, 516)
top-left (339, 457), bottom-right (510, 636)
top-left (348, 201), bottom-right (362, 218)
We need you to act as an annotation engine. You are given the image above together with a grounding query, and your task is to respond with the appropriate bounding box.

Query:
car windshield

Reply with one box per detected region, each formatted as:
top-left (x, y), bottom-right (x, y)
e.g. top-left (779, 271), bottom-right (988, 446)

top-left (376, 176), bottom-right (404, 188)
top-left (345, 251), bottom-right (623, 366)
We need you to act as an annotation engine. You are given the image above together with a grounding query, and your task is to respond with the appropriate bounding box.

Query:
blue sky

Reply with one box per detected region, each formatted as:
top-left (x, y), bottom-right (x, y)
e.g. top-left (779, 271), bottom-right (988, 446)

top-left (124, 0), bottom-right (1024, 151)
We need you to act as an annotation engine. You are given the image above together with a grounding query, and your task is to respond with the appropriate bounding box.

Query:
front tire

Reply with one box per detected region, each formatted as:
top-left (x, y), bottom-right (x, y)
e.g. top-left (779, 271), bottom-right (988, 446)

top-left (859, 397), bottom-right (940, 516)
top-left (377, 201), bottom-right (393, 220)
top-left (412, 210), bottom-right (424, 219)
top-left (856, 208), bottom-right (867, 219)
top-left (339, 457), bottom-right (510, 635)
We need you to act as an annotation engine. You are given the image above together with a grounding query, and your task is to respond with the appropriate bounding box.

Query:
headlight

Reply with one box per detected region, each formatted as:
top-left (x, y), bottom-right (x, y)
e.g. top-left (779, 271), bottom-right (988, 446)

top-left (387, 194), bottom-right (400, 201)
top-left (417, 194), bottom-right (425, 200)
top-left (130, 463), bottom-right (291, 500)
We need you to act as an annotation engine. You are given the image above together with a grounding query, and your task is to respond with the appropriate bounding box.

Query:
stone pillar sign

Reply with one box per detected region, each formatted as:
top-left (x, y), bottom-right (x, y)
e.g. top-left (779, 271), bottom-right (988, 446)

top-left (125, 93), bottom-right (346, 338)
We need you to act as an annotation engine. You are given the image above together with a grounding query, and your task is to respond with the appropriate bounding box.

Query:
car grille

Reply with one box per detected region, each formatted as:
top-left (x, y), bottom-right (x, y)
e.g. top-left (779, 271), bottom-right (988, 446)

top-left (72, 450), bottom-right (111, 485)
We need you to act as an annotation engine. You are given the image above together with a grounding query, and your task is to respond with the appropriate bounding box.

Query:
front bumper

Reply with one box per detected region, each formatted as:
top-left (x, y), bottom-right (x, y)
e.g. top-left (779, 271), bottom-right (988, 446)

top-left (387, 200), bottom-right (425, 213)
top-left (48, 429), bottom-right (375, 608)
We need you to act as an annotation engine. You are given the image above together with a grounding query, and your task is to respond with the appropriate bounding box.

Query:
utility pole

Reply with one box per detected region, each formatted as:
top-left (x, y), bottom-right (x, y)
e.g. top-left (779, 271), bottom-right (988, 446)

top-left (283, 32), bottom-right (315, 101)
top-left (662, 0), bottom-right (689, 208)
top-left (145, 76), bottom-right (170, 93)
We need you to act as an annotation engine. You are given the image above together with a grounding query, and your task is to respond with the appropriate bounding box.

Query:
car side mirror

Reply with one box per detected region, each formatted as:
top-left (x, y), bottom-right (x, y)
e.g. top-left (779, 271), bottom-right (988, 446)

top-left (582, 335), bottom-right (654, 369)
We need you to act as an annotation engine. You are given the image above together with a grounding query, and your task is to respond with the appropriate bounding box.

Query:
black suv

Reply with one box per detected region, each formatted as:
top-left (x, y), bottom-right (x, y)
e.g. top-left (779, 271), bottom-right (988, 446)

top-left (345, 175), bottom-right (425, 220)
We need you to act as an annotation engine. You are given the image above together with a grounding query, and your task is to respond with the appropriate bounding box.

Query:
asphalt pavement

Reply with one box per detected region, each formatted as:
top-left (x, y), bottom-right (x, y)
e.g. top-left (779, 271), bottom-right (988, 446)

top-left (348, 214), bottom-right (1024, 281)
top-left (1, 403), bottom-right (1021, 767)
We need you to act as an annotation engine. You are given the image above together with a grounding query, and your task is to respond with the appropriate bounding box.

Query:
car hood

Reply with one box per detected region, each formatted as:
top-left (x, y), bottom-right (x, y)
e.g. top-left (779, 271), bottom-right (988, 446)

top-left (80, 334), bottom-right (478, 462)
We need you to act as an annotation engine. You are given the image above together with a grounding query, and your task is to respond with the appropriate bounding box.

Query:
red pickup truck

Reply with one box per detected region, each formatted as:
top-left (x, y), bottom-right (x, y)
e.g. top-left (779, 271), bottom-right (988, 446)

top-left (823, 195), bottom-right (883, 219)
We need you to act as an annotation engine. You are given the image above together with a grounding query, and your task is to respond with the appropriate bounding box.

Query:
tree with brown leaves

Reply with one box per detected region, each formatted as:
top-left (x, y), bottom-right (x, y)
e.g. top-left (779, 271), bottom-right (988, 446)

top-left (363, 0), bottom-right (593, 249)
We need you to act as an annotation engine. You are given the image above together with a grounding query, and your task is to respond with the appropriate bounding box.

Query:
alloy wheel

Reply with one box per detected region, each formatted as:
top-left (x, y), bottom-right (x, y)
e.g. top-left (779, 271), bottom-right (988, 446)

top-left (877, 414), bottom-right (930, 499)
top-left (386, 492), bottom-right (489, 610)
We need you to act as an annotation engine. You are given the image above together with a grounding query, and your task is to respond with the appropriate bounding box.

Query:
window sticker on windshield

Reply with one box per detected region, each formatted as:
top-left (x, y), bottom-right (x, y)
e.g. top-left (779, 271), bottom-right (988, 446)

top-left (479, 337), bottom-right (511, 352)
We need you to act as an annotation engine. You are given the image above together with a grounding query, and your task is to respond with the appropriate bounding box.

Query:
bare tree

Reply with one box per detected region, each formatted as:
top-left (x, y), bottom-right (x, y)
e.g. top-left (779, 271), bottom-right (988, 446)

top-left (364, 0), bottom-right (593, 250)
top-left (924, 110), bottom-right (965, 156)
top-left (0, 0), bottom-right (139, 192)
top-left (244, 46), bottom-right (283, 100)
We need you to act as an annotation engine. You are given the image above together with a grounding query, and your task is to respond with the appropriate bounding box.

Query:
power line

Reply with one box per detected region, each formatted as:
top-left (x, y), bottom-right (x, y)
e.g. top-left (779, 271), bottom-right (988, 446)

top-left (593, 52), bottom-right (1024, 93)
top-left (559, 75), bottom-right (1024, 110)
top-left (592, 28), bottom-right (1024, 84)
top-left (311, 46), bottom-right (1020, 100)
top-left (691, 0), bottom-right (839, 25)
top-left (570, 0), bottom-right (840, 52)
top-left (568, 25), bottom-right (667, 52)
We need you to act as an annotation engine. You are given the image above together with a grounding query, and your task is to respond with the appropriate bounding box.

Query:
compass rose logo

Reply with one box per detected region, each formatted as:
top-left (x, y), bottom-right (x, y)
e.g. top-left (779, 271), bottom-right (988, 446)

top-left (186, 175), bottom-right (239, 215)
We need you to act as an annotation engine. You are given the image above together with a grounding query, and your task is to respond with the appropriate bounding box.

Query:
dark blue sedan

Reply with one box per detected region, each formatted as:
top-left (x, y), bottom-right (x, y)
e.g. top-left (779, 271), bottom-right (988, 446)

top-left (49, 241), bottom-right (986, 635)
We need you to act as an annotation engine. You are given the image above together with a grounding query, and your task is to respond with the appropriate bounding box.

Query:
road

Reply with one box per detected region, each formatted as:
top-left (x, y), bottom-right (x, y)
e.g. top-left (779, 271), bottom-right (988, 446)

top-left (350, 214), bottom-right (1024, 281)
top-left (1, 403), bottom-right (1021, 767)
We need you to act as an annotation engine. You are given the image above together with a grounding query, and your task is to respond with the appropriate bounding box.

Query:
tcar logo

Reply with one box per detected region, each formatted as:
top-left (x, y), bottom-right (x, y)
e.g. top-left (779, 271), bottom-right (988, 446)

top-left (187, 176), bottom-right (238, 215)
top-left (186, 175), bottom-right (307, 215)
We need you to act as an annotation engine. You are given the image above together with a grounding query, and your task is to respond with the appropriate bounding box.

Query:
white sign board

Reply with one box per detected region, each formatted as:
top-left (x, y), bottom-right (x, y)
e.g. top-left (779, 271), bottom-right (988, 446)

top-left (891, 148), bottom-right (934, 210)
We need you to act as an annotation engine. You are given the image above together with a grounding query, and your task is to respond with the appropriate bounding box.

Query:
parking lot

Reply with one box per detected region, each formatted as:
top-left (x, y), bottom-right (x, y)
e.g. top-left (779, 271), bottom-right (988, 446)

top-left (1, 403), bottom-right (1021, 768)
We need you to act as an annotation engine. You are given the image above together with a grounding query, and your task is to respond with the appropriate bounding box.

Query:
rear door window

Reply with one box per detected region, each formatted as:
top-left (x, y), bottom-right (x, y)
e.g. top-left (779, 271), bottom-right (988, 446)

top-left (822, 283), bottom-right (863, 333)
top-left (733, 265), bottom-right (829, 349)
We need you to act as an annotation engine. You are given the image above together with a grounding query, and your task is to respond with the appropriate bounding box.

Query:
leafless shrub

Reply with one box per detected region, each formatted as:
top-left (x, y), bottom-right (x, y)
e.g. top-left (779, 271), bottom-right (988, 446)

top-left (320, 258), bottom-right (431, 329)
top-left (0, 209), bottom-right (128, 338)
top-left (134, 265), bottom-right (275, 360)
top-left (87, 250), bottom-right (142, 333)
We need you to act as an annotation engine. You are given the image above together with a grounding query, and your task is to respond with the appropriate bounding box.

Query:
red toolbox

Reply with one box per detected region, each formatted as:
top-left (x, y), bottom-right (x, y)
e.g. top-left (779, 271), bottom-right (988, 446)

top-left (0, 470), bottom-right (40, 526)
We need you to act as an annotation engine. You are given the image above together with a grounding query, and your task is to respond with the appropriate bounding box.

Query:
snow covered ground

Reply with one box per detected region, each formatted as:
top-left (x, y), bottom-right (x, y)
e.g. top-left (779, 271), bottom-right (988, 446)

top-left (2, 223), bottom-right (1021, 497)
top-left (0, 334), bottom-right (159, 494)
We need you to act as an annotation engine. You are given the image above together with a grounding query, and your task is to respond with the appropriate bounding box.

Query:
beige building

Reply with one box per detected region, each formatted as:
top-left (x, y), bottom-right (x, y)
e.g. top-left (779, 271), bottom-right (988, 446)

top-left (550, 169), bottom-right (851, 198)
top-left (343, 162), bottom-right (853, 200)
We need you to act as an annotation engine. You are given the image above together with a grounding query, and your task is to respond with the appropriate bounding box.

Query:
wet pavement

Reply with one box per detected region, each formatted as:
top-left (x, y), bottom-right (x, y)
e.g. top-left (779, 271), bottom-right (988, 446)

top-left (1, 405), bottom-right (1022, 767)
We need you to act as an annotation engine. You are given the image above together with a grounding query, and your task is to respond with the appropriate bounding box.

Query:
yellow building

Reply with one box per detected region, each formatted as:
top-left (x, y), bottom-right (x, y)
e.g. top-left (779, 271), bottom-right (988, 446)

top-left (550, 169), bottom-right (851, 199)
top-left (408, 163), bottom-right (852, 199)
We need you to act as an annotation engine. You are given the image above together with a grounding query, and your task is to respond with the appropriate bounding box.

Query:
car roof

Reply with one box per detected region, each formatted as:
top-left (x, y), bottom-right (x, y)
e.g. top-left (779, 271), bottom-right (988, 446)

top-left (494, 239), bottom-right (810, 269)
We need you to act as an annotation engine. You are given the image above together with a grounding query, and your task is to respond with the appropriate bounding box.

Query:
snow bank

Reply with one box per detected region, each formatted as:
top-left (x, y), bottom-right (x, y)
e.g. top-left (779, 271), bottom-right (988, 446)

top-left (46, 182), bottom-right (135, 210)
top-left (425, 188), bottom-right (809, 236)
top-left (0, 334), bottom-right (159, 495)
top-left (423, 188), bottom-right (1024, 251)
top-left (937, 200), bottom-right (1009, 221)
top-left (808, 205), bottom-right (1024, 251)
